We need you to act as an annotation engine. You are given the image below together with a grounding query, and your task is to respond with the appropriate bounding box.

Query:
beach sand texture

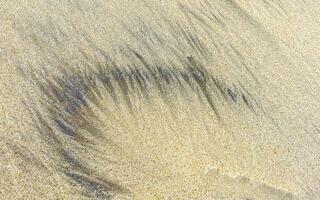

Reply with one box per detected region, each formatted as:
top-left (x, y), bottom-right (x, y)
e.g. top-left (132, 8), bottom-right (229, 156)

top-left (1, 0), bottom-right (320, 199)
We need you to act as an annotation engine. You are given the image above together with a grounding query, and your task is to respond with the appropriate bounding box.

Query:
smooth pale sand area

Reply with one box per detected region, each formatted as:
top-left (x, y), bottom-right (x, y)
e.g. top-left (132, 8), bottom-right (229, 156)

top-left (1, 0), bottom-right (320, 199)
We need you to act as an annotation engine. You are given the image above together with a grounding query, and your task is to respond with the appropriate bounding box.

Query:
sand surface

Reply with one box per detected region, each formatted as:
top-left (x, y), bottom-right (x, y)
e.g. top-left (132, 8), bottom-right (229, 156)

top-left (1, 0), bottom-right (320, 199)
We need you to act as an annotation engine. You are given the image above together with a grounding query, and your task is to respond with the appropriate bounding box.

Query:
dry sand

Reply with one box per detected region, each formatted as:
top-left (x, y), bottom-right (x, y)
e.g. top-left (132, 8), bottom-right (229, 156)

top-left (1, 0), bottom-right (320, 199)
